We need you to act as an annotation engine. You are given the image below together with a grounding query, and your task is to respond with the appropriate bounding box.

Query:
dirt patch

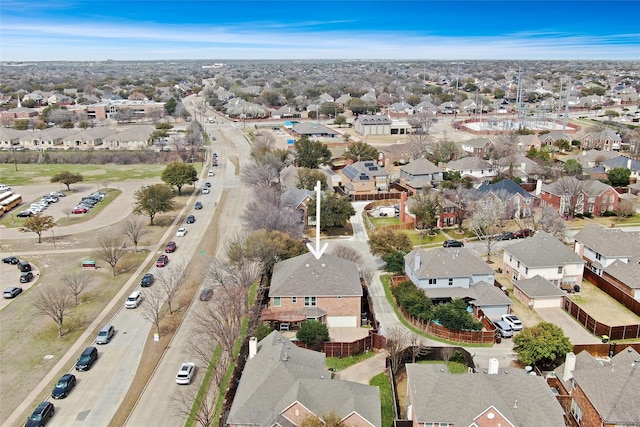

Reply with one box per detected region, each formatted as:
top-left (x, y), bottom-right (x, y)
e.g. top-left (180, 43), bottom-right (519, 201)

top-left (568, 279), bottom-right (640, 325)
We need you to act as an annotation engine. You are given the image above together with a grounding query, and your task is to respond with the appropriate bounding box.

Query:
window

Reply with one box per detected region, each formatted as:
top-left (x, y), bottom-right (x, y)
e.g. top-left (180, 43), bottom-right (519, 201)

top-left (513, 271), bottom-right (519, 280)
top-left (509, 255), bottom-right (512, 262)
top-left (571, 400), bottom-right (583, 425)
top-left (517, 261), bottom-right (520, 268)
top-left (595, 253), bottom-right (602, 261)
top-left (448, 278), bottom-right (453, 286)
top-left (525, 267), bottom-right (529, 274)
top-left (428, 278), bottom-right (436, 285)
top-left (304, 297), bottom-right (317, 307)
top-left (292, 297), bottom-right (297, 304)
top-left (274, 297), bottom-right (281, 307)
top-left (558, 266), bottom-right (563, 274)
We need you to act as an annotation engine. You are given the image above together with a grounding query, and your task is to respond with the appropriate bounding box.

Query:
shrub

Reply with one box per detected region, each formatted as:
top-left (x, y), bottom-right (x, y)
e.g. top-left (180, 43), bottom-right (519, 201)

top-left (254, 323), bottom-right (273, 341)
top-left (433, 298), bottom-right (483, 332)
top-left (391, 281), bottom-right (433, 321)
top-left (296, 320), bottom-right (330, 350)
top-left (601, 210), bottom-right (617, 217)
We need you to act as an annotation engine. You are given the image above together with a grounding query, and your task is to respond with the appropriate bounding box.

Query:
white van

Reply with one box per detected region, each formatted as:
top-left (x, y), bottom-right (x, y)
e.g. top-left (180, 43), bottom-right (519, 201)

top-left (125, 291), bottom-right (142, 309)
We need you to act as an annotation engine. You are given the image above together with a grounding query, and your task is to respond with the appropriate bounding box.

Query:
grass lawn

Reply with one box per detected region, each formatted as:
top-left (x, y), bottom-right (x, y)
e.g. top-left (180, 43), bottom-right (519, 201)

top-left (370, 373), bottom-right (394, 427)
top-left (370, 217), bottom-right (401, 227)
top-left (0, 163), bottom-right (169, 186)
top-left (325, 350), bottom-right (375, 371)
top-left (407, 230), bottom-right (447, 246)
top-left (417, 359), bottom-right (468, 374)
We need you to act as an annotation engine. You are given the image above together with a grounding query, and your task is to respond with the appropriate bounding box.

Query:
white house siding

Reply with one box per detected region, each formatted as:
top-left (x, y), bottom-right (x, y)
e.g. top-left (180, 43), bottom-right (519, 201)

top-left (326, 316), bottom-right (357, 328)
top-left (502, 255), bottom-right (583, 286)
top-left (414, 277), bottom-right (472, 290)
top-left (470, 273), bottom-right (495, 284)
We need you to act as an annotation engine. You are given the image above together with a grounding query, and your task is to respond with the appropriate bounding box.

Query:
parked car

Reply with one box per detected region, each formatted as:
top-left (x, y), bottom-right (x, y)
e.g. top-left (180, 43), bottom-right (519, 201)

top-left (443, 239), bottom-right (464, 248)
top-left (25, 401), bottom-right (55, 426)
top-left (204, 182), bottom-right (212, 188)
top-left (194, 201), bottom-right (203, 210)
top-left (514, 229), bottom-right (533, 239)
top-left (2, 256), bottom-right (19, 264)
top-left (51, 373), bottom-right (77, 399)
top-left (176, 362), bottom-right (196, 384)
top-left (493, 320), bottom-right (514, 338)
top-left (3, 286), bottom-right (23, 299)
top-left (501, 314), bottom-right (523, 331)
top-left (140, 273), bottom-right (154, 287)
top-left (17, 210), bottom-right (34, 218)
top-left (176, 228), bottom-right (187, 237)
top-left (17, 260), bottom-right (32, 272)
top-left (75, 346), bottom-right (98, 371)
top-left (72, 206), bottom-right (89, 214)
top-left (201, 188), bottom-right (210, 194)
top-left (20, 271), bottom-right (34, 283)
top-left (165, 241), bottom-right (177, 253)
top-left (156, 254), bottom-right (169, 267)
top-left (185, 215), bottom-right (196, 224)
top-left (95, 324), bottom-right (115, 344)
top-left (125, 291), bottom-right (142, 308)
top-left (199, 288), bottom-right (213, 301)
top-left (497, 231), bottom-right (515, 241)
top-left (207, 170), bottom-right (215, 176)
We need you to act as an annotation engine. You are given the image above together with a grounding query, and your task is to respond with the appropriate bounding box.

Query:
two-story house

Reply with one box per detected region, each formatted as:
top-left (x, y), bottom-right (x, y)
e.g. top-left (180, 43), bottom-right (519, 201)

top-left (580, 129), bottom-right (622, 151)
top-left (503, 231), bottom-right (585, 288)
top-left (340, 161), bottom-right (389, 195)
top-left (227, 331), bottom-right (381, 427)
top-left (539, 177), bottom-right (620, 217)
top-left (261, 253), bottom-right (362, 329)
top-left (474, 179), bottom-right (535, 219)
top-left (602, 155), bottom-right (640, 184)
top-left (460, 137), bottom-right (494, 157)
top-left (445, 156), bottom-right (496, 188)
top-left (399, 158), bottom-right (443, 192)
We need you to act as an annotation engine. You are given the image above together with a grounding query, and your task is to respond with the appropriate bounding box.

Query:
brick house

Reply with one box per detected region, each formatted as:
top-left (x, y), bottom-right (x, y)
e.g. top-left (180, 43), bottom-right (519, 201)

top-left (399, 158), bottom-right (443, 191)
top-left (540, 177), bottom-right (620, 217)
top-left (340, 161), bottom-right (389, 195)
top-left (474, 179), bottom-right (535, 219)
top-left (580, 129), bottom-right (622, 151)
top-left (551, 348), bottom-right (640, 427)
top-left (261, 253), bottom-right (362, 329)
top-left (460, 137), bottom-right (494, 157)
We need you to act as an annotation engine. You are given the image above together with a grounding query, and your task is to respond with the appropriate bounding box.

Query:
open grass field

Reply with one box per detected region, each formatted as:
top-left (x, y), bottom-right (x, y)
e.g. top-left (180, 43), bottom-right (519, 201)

top-left (0, 164), bottom-right (169, 186)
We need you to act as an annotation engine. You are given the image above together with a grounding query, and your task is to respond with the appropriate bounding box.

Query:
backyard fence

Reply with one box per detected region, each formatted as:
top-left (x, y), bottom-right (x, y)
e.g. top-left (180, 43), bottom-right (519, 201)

top-left (563, 297), bottom-right (640, 340)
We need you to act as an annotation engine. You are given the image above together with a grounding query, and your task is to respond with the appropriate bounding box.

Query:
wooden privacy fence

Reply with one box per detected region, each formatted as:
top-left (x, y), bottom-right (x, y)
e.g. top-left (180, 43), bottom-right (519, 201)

top-left (563, 297), bottom-right (640, 340)
top-left (583, 268), bottom-right (640, 317)
top-left (294, 331), bottom-right (386, 357)
top-left (572, 342), bottom-right (640, 358)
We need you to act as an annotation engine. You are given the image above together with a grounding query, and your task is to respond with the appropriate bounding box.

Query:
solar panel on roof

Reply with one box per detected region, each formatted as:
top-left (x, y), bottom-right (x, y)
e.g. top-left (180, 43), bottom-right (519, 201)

top-left (364, 162), bottom-right (374, 167)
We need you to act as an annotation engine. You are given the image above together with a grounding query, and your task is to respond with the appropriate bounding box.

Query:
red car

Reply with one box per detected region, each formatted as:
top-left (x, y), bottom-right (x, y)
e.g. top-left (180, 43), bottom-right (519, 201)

top-left (165, 241), bottom-right (177, 253)
top-left (156, 254), bottom-right (169, 267)
top-left (514, 229), bottom-right (533, 239)
top-left (72, 206), bottom-right (88, 214)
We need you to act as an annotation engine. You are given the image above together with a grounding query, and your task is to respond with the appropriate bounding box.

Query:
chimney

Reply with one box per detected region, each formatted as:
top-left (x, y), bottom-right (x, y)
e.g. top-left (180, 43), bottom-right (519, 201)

top-left (249, 336), bottom-right (258, 359)
top-left (400, 192), bottom-right (407, 223)
top-left (414, 252), bottom-right (421, 271)
top-left (535, 179), bottom-right (542, 196)
top-left (627, 157), bottom-right (632, 169)
top-left (520, 162), bottom-right (526, 171)
top-left (562, 352), bottom-right (576, 382)
top-left (488, 358), bottom-right (499, 375)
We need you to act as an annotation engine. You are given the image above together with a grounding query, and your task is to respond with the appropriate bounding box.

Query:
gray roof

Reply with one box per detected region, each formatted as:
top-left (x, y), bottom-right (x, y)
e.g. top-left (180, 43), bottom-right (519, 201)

top-left (270, 253), bottom-right (362, 297)
top-left (446, 156), bottom-right (492, 171)
top-left (573, 226), bottom-right (640, 261)
top-left (401, 158), bottom-right (441, 175)
top-left (505, 231), bottom-right (584, 268)
top-left (462, 137), bottom-right (493, 148)
top-left (604, 260), bottom-right (640, 289)
top-left (342, 161), bottom-right (388, 181)
top-left (425, 281), bottom-right (512, 307)
top-left (406, 364), bottom-right (566, 427)
top-left (406, 247), bottom-right (495, 279)
top-left (555, 348), bottom-right (640, 425)
top-left (227, 331), bottom-right (381, 427)
top-left (514, 275), bottom-right (566, 298)
top-left (541, 177), bottom-right (616, 197)
top-left (281, 188), bottom-right (314, 209)
top-left (356, 115), bottom-right (392, 125)
top-left (292, 122), bottom-right (336, 136)
top-left (602, 155), bottom-right (640, 171)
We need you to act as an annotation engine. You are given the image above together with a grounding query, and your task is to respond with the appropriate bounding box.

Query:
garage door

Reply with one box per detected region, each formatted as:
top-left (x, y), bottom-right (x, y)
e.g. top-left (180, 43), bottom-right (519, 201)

top-left (327, 316), bottom-right (357, 328)
top-left (533, 297), bottom-right (562, 309)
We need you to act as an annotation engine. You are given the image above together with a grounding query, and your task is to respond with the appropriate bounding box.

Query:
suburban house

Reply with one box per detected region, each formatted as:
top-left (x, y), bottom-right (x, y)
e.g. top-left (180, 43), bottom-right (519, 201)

top-left (580, 129), bottom-right (622, 151)
top-left (540, 130), bottom-right (571, 148)
top-left (280, 188), bottom-right (314, 227)
top-left (539, 177), bottom-right (620, 217)
top-left (261, 253), bottom-right (362, 329)
top-left (460, 137), bottom-right (494, 157)
top-left (445, 156), bottom-right (496, 187)
top-left (502, 231), bottom-right (585, 288)
top-left (513, 275), bottom-right (566, 309)
top-left (340, 161), bottom-right (390, 195)
top-left (271, 105), bottom-right (300, 119)
top-left (406, 363), bottom-right (566, 427)
top-left (551, 348), bottom-right (640, 427)
top-left (399, 158), bottom-right (444, 192)
top-left (226, 331), bottom-right (381, 427)
top-left (563, 149), bottom-right (620, 168)
top-left (405, 194), bottom-right (458, 229)
top-left (405, 247), bottom-right (495, 289)
top-left (573, 227), bottom-right (640, 300)
top-left (474, 179), bottom-right (535, 219)
top-left (354, 115), bottom-right (392, 136)
top-left (515, 134), bottom-right (542, 153)
top-left (602, 155), bottom-right (640, 183)
top-left (61, 127), bottom-right (116, 149)
top-left (493, 154), bottom-right (546, 183)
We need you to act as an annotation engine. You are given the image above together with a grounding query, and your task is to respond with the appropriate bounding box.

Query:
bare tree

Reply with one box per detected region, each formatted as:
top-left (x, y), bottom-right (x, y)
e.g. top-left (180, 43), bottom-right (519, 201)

top-left (331, 244), bottom-right (362, 264)
top-left (407, 113), bottom-right (435, 135)
top-left (360, 267), bottom-right (374, 287)
top-left (555, 176), bottom-right (589, 219)
top-left (406, 130), bottom-right (433, 160)
top-left (241, 187), bottom-right (304, 237)
top-left (171, 384), bottom-right (218, 427)
top-left (514, 205), bottom-right (566, 239)
top-left (385, 325), bottom-right (409, 375)
top-left (62, 208), bottom-right (72, 220)
top-left (139, 286), bottom-right (167, 337)
top-left (250, 133), bottom-right (277, 160)
top-left (122, 219), bottom-right (151, 252)
top-left (32, 286), bottom-right (73, 337)
top-left (468, 196), bottom-right (505, 262)
top-left (451, 186), bottom-right (472, 232)
top-left (97, 234), bottom-right (128, 276)
top-left (156, 262), bottom-right (187, 315)
top-left (61, 272), bottom-right (91, 305)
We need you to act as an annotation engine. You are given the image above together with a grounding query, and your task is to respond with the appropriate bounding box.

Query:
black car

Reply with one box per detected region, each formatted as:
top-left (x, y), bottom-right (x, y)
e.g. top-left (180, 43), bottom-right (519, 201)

top-left (51, 373), bottom-right (76, 399)
top-left (194, 201), bottom-right (203, 210)
top-left (185, 215), bottom-right (196, 224)
top-left (497, 231), bottom-right (515, 241)
top-left (2, 256), bottom-right (19, 264)
top-left (140, 273), bottom-right (154, 287)
top-left (17, 210), bottom-right (34, 218)
top-left (443, 239), bottom-right (464, 248)
top-left (199, 288), bottom-right (213, 301)
top-left (204, 182), bottom-right (212, 188)
top-left (25, 401), bottom-right (54, 426)
top-left (20, 271), bottom-right (34, 283)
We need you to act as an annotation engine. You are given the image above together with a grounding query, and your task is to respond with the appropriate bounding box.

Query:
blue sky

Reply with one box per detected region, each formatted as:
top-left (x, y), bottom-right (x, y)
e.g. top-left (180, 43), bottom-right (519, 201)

top-left (1, 1), bottom-right (639, 61)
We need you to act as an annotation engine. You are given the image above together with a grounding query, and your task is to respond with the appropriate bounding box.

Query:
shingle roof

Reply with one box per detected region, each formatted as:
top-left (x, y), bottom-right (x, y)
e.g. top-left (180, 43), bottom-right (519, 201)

top-left (604, 260), bottom-right (640, 289)
top-left (541, 177), bottom-right (615, 197)
top-left (406, 247), bottom-right (495, 279)
top-left (446, 156), bottom-right (492, 171)
top-left (406, 364), bottom-right (566, 427)
top-left (476, 179), bottom-right (532, 199)
top-left (573, 226), bottom-right (640, 260)
top-left (293, 122), bottom-right (336, 135)
top-left (270, 253), bottom-right (362, 297)
top-left (555, 348), bottom-right (640, 425)
top-left (602, 155), bottom-right (640, 171)
top-left (424, 281), bottom-right (512, 307)
top-left (505, 231), bottom-right (584, 268)
top-left (227, 331), bottom-right (381, 427)
top-left (462, 137), bottom-right (493, 148)
top-left (356, 115), bottom-right (392, 125)
top-left (401, 158), bottom-right (441, 175)
top-left (514, 275), bottom-right (566, 298)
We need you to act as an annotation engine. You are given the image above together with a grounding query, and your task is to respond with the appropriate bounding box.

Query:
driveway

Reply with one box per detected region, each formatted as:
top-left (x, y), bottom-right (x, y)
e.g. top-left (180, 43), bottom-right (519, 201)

top-left (536, 307), bottom-right (601, 344)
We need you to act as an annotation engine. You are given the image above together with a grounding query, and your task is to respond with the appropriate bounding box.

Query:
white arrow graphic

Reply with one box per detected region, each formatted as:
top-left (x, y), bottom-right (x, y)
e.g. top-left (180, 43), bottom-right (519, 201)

top-left (306, 180), bottom-right (328, 260)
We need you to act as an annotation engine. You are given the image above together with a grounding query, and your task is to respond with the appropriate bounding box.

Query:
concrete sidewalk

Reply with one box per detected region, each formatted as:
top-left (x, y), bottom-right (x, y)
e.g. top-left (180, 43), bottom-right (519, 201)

top-left (336, 350), bottom-right (389, 384)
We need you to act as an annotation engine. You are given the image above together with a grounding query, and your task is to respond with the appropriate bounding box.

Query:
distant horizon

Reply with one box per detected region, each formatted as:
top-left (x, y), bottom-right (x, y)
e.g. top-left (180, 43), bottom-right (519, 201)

top-left (2, 1), bottom-right (639, 61)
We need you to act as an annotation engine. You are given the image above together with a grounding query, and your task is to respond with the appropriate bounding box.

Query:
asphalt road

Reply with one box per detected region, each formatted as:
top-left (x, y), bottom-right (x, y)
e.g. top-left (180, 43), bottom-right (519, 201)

top-left (124, 118), bottom-right (253, 426)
